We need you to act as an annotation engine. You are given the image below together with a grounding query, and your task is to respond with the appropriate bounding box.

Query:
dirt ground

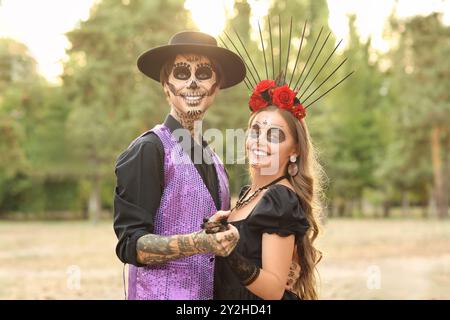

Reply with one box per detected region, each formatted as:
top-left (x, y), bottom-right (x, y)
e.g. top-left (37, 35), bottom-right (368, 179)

top-left (0, 218), bottom-right (449, 299)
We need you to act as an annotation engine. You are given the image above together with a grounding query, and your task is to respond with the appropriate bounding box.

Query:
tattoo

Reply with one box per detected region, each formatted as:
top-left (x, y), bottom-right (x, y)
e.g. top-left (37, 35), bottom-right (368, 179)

top-left (173, 108), bottom-right (204, 136)
top-left (201, 218), bottom-right (228, 234)
top-left (136, 234), bottom-right (194, 265)
top-left (136, 230), bottom-right (238, 265)
top-left (192, 231), bottom-right (230, 257)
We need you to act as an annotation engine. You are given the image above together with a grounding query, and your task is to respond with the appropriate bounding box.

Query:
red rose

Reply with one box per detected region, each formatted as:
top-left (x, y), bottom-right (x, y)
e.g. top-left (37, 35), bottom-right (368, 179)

top-left (272, 85), bottom-right (296, 109)
top-left (292, 103), bottom-right (306, 120)
top-left (254, 80), bottom-right (276, 94)
top-left (249, 92), bottom-right (269, 111)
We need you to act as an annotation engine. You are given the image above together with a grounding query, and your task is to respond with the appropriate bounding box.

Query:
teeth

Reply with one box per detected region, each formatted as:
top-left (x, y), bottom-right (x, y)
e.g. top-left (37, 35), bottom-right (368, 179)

top-left (181, 93), bottom-right (204, 98)
top-left (181, 93), bottom-right (204, 106)
top-left (252, 149), bottom-right (269, 156)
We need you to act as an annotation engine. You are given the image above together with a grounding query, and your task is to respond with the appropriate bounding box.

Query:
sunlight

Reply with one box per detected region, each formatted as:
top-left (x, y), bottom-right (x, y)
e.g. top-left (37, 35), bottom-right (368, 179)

top-left (1, 0), bottom-right (449, 83)
top-left (184, 0), bottom-right (235, 36)
top-left (0, 0), bottom-right (96, 84)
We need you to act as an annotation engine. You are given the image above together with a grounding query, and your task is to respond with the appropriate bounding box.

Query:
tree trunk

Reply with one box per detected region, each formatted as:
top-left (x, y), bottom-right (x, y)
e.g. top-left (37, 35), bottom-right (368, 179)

top-left (328, 201), bottom-right (334, 218)
top-left (346, 200), bottom-right (354, 218)
top-left (88, 175), bottom-right (101, 224)
top-left (442, 132), bottom-right (449, 218)
top-left (401, 192), bottom-right (410, 217)
top-left (358, 198), bottom-right (364, 217)
top-left (431, 126), bottom-right (447, 218)
top-left (382, 200), bottom-right (390, 218)
top-left (337, 200), bottom-right (345, 217)
top-left (421, 200), bottom-right (428, 219)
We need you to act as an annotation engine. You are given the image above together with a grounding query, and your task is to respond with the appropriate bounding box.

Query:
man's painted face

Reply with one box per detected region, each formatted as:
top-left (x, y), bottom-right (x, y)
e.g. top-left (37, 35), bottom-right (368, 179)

top-left (164, 54), bottom-right (219, 117)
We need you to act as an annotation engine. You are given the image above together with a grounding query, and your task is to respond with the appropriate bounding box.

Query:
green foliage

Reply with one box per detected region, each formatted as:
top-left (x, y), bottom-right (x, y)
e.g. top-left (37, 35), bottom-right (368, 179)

top-left (0, 1), bottom-right (448, 219)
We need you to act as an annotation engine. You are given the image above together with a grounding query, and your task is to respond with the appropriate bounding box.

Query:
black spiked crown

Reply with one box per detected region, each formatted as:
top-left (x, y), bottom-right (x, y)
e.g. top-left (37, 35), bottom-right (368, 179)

top-left (219, 16), bottom-right (354, 120)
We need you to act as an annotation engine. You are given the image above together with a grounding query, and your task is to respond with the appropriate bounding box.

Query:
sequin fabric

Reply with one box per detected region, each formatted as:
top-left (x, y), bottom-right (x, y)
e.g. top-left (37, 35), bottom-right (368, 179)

top-left (127, 124), bottom-right (230, 300)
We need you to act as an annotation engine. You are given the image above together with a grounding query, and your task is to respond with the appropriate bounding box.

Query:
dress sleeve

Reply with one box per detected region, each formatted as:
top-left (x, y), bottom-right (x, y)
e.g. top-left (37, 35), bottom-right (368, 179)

top-left (247, 184), bottom-right (310, 239)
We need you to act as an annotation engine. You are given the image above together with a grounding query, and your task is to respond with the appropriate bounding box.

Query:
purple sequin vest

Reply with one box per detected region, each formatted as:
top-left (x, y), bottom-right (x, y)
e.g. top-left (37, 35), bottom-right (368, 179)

top-left (127, 124), bottom-right (230, 300)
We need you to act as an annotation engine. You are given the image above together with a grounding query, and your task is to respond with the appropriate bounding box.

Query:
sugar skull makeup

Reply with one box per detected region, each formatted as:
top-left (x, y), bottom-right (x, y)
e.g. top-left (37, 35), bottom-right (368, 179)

top-left (164, 54), bottom-right (219, 118)
top-left (246, 110), bottom-right (297, 175)
top-left (248, 123), bottom-right (287, 144)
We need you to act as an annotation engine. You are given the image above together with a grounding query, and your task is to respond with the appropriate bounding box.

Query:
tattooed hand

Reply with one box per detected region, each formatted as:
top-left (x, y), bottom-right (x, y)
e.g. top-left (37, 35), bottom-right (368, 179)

top-left (201, 210), bottom-right (230, 234)
top-left (136, 210), bottom-right (239, 265)
top-left (136, 223), bottom-right (239, 265)
top-left (193, 223), bottom-right (239, 257)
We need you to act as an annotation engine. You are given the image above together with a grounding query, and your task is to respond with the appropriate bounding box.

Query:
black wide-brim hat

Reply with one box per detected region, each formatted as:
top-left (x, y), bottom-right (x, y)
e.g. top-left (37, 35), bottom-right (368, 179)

top-left (137, 31), bottom-right (246, 89)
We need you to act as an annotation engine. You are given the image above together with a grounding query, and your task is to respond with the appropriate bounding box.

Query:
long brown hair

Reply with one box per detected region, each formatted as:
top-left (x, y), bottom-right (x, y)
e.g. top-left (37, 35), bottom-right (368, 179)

top-left (248, 105), bottom-right (325, 300)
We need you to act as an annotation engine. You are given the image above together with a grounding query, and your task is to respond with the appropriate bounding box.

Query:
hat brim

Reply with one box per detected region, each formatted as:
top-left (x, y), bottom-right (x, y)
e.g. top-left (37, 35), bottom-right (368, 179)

top-left (137, 44), bottom-right (246, 89)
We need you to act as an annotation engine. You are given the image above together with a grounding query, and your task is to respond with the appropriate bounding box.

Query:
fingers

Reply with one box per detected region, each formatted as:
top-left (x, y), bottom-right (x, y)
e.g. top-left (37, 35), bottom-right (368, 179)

top-left (286, 261), bottom-right (301, 290)
top-left (203, 221), bottom-right (226, 234)
top-left (208, 210), bottom-right (231, 223)
top-left (201, 211), bottom-right (231, 234)
top-left (214, 224), bottom-right (240, 256)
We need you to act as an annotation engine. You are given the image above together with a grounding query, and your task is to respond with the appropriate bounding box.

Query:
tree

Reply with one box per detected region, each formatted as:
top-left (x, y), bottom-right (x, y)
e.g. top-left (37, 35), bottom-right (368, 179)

top-left (319, 15), bottom-right (383, 217)
top-left (62, 0), bottom-right (191, 222)
top-left (387, 13), bottom-right (450, 218)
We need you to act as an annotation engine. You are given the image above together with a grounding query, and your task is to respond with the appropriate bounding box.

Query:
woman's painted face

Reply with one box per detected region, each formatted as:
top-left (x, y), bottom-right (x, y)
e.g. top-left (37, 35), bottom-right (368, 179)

top-left (246, 109), bottom-right (297, 175)
top-left (163, 54), bottom-right (219, 118)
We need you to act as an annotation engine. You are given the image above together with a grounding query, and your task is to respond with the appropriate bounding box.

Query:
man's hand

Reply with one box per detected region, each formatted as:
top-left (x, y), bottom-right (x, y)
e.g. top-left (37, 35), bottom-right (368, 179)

top-left (201, 210), bottom-right (231, 234)
top-left (194, 222), bottom-right (239, 257)
top-left (136, 210), bottom-right (239, 265)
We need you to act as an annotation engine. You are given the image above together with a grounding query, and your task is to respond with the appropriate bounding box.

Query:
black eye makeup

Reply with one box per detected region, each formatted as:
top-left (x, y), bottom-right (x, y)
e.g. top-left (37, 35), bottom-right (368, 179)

top-left (248, 124), bottom-right (260, 139)
top-left (248, 123), bottom-right (286, 144)
top-left (266, 127), bottom-right (286, 143)
top-left (173, 63), bottom-right (191, 80)
top-left (195, 63), bottom-right (213, 80)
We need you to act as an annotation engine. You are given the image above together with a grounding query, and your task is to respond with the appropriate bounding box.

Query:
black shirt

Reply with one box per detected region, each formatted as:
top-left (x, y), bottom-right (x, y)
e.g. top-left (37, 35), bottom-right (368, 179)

top-left (113, 114), bottom-right (222, 266)
top-left (213, 184), bottom-right (310, 300)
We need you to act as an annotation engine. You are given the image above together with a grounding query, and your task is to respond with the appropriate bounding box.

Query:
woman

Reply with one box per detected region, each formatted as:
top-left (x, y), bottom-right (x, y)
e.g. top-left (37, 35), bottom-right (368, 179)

top-left (202, 19), bottom-right (352, 300)
top-left (202, 79), bottom-right (325, 300)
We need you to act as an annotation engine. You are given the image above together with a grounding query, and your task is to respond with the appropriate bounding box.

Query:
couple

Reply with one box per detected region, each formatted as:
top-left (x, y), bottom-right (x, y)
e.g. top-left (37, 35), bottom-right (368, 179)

top-left (113, 31), bottom-right (322, 300)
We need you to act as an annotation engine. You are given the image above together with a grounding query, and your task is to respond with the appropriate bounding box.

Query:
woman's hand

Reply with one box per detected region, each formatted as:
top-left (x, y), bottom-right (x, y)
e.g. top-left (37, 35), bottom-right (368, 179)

top-left (286, 260), bottom-right (301, 291)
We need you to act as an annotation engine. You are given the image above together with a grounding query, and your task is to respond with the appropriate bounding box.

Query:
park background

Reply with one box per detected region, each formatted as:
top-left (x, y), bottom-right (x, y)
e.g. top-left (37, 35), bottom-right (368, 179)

top-left (0, 0), bottom-right (449, 299)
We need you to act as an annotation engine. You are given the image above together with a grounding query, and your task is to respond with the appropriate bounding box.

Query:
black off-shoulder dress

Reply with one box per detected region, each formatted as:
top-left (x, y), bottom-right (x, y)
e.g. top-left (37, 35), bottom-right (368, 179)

top-left (213, 184), bottom-right (310, 300)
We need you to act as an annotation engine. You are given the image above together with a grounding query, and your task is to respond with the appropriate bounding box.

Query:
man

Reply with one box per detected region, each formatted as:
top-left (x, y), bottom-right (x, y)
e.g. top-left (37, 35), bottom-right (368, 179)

top-left (113, 31), bottom-right (246, 300)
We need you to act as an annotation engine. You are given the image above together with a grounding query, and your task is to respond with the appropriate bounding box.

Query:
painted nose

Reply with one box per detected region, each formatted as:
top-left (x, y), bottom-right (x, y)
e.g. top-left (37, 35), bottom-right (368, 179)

top-left (188, 80), bottom-right (198, 89)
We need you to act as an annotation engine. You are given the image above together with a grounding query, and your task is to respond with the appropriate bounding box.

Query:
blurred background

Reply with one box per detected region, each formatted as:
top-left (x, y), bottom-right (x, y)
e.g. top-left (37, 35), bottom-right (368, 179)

top-left (0, 0), bottom-right (449, 299)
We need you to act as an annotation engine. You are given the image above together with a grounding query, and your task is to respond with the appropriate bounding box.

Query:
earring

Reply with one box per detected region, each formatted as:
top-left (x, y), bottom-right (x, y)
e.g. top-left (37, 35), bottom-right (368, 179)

top-left (288, 155), bottom-right (299, 177)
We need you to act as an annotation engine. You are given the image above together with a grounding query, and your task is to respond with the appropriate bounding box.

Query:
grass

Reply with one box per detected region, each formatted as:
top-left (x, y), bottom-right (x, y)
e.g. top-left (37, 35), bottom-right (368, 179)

top-left (0, 218), bottom-right (449, 299)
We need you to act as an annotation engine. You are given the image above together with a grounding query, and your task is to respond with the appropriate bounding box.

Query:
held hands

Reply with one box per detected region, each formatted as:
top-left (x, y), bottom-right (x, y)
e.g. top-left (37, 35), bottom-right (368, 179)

top-left (201, 210), bottom-right (230, 233)
top-left (194, 210), bottom-right (240, 257)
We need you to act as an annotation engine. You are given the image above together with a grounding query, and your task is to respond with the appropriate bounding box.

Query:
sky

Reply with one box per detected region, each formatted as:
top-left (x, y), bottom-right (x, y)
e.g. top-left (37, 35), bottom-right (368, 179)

top-left (0, 0), bottom-right (449, 84)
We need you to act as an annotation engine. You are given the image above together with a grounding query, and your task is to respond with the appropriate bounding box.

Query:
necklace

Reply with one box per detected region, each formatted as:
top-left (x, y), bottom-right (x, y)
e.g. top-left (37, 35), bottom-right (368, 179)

top-left (232, 175), bottom-right (288, 211)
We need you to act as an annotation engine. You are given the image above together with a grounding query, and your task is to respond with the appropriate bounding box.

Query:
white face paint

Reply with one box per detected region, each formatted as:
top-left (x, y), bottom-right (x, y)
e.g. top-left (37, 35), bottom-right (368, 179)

top-left (164, 54), bottom-right (219, 118)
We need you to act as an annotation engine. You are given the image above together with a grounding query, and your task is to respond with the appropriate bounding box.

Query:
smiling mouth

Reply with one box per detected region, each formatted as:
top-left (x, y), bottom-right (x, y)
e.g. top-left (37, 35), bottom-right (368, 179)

top-left (180, 93), bottom-right (206, 107)
top-left (250, 148), bottom-right (271, 157)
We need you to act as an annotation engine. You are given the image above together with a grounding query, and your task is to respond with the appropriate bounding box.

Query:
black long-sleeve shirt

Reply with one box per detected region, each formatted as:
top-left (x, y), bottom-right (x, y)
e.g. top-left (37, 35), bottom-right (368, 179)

top-left (113, 114), bottom-right (222, 266)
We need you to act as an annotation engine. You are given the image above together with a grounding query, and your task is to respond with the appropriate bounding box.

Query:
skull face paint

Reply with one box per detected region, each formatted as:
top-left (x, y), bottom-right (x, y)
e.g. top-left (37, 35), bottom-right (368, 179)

top-left (164, 54), bottom-right (219, 118)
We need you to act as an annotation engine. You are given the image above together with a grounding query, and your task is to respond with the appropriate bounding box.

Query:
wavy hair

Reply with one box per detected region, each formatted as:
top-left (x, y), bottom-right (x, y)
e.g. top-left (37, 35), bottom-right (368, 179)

top-left (248, 105), bottom-right (325, 300)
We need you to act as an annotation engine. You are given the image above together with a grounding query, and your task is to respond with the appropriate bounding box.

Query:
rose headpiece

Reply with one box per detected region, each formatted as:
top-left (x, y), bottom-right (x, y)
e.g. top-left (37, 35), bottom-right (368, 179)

top-left (219, 17), bottom-right (354, 121)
